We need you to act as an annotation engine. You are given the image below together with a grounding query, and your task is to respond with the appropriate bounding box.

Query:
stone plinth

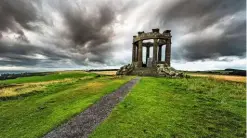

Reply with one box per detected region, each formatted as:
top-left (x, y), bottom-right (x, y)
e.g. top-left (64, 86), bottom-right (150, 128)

top-left (117, 63), bottom-right (184, 78)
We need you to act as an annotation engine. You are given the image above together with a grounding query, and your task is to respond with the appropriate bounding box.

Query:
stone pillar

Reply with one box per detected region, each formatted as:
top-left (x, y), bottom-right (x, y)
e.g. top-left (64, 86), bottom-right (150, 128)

top-left (137, 40), bottom-right (143, 67)
top-left (158, 45), bottom-right (162, 62)
top-left (135, 45), bottom-right (138, 61)
top-left (153, 39), bottom-right (158, 65)
top-left (165, 40), bottom-right (171, 66)
top-left (146, 46), bottom-right (150, 65)
top-left (132, 43), bottom-right (136, 62)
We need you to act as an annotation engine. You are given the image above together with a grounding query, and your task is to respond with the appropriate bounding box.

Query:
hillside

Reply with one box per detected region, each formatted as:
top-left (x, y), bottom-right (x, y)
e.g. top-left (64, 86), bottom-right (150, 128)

top-left (0, 71), bottom-right (245, 138)
top-left (184, 68), bottom-right (246, 76)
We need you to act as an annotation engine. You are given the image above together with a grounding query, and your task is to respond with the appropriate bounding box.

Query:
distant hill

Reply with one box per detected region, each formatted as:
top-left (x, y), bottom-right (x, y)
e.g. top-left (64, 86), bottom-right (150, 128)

top-left (87, 69), bottom-right (119, 72)
top-left (184, 68), bottom-right (246, 76)
top-left (223, 68), bottom-right (246, 76)
top-left (0, 72), bottom-right (50, 80)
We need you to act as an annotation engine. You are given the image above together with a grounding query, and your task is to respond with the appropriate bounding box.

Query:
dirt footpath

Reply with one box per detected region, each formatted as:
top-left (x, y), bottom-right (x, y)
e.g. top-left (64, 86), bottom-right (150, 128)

top-left (43, 77), bottom-right (141, 138)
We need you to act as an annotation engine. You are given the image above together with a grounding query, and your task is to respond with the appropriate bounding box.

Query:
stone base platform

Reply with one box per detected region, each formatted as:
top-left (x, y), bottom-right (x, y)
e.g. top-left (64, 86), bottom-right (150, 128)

top-left (116, 63), bottom-right (184, 77)
top-left (129, 67), bottom-right (157, 76)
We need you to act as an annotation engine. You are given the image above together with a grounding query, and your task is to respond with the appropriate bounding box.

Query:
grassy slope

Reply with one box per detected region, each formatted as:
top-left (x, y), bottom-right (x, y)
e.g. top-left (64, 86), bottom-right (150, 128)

top-left (0, 72), bottom-right (132, 138)
top-left (91, 77), bottom-right (246, 138)
top-left (0, 71), bottom-right (98, 98)
top-left (0, 71), bottom-right (92, 84)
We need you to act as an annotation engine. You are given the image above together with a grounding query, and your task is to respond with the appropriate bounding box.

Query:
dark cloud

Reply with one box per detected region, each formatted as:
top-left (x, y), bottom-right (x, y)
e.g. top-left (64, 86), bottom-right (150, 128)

top-left (157, 0), bottom-right (245, 31)
top-left (155, 0), bottom-right (246, 61)
top-left (0, 0), bottom-right (245, 69)
top-left (0, 0), bottom-right (41, 32)
top-left (16, 30), bottom-right (29, 43)
top-left (178, 19), bottom-right (246, 61)
top-left (58, 1), bottom-right (116, 63)
top-left (0, 41), bottom-right (70, 66)
top-left (0, 0), bottom-right (46, 44)
top-left (0, 0), bottom-right (117, 67)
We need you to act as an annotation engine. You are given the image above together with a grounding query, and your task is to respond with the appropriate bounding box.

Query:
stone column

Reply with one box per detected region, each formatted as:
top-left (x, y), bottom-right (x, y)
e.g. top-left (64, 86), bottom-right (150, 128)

top-left (135, 45), bottom-right (138, 61)
top-left (132, 43), bottom-right (136, 62)
top-left (158, 45), bottom-right (162, 62)
top-left (137, 40), bottom-right (143, 67)
top-left (146, 46), bottom-right (150, 65)
top-left (165, 40), bottom-right (171, 66)
top-left (153, 39), bottom-right (158, 65)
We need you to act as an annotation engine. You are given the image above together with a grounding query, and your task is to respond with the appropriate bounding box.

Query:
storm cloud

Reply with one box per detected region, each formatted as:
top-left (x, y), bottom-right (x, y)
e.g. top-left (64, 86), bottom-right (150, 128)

top-left (0, 0), bottom-right (246, 70)
top-left (0, 0), bottom-right (38, 31)
top-left (0, 40), bottom-right (71, 66)
top-left (59, 1), bottom-right (116, 63)
top-left (0, 0), bottom-right (118, 67)
top-left (154, 0), bottom-right (246, 61)
top-left (0, 0), bottom-right (44, 42)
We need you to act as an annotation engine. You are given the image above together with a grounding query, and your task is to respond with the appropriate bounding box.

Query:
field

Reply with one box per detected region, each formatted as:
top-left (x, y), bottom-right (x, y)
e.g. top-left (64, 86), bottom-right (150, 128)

top-left (91, 77), bottom-right (246, 137)
top-left (92, 70), bottom-right (246, 83)
top-left (0, 71), bottom-right (245, 138)
top-left (90, 71), bottom-right (117, 76)
top-left (0, 71), bottom-right (132, 138)
top-left (189, 73), bottom-right (246, 83)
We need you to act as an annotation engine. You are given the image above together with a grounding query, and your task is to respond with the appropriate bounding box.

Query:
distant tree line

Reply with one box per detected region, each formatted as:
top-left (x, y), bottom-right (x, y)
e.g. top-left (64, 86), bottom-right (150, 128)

top-left (87, 69), bottom-right (119, 72)
top-left (223, 69), bottom-right (246, 76)
top-left (0, 72), bottom-right (49, 80)
top-left (185, 69), bottom-right (246, 76)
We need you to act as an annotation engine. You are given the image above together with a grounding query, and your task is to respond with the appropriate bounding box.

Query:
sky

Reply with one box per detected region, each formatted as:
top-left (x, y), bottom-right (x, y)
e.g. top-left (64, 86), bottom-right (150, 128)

top-left (0, 0), bottom-right (246, 71)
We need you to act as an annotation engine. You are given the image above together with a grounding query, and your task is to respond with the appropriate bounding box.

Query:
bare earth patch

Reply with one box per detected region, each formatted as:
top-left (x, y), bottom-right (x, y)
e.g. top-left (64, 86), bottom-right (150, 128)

top-left (91, 71), bottom-right (117, 76)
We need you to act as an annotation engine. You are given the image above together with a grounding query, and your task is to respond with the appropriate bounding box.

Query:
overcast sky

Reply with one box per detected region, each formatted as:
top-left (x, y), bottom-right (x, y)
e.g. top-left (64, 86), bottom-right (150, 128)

top-left (0, 0), bottom-right (246, 71)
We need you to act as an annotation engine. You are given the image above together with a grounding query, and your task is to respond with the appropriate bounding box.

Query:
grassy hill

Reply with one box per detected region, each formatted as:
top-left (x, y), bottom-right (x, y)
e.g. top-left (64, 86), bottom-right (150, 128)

top-left (0, 71), bottom-right (132, 138)
top-left (0, 71), bottom-right (245, 138)
top-left (91, 77), bottom-right (246, 138)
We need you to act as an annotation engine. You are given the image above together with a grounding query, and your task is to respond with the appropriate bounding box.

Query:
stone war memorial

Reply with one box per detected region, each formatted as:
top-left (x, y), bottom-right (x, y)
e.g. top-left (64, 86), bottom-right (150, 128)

top-left (117, 28), bottom-right (183, 77)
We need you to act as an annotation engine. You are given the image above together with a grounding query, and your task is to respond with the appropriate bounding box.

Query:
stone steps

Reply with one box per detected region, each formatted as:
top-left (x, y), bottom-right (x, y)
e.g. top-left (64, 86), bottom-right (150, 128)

top-left (129, 67), bottom-right (158, 76)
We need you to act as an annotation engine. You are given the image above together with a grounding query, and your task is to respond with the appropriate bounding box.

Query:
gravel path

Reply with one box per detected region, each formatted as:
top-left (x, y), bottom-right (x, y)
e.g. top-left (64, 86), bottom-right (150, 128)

top-left (43, 77), bottom-right (141, 138)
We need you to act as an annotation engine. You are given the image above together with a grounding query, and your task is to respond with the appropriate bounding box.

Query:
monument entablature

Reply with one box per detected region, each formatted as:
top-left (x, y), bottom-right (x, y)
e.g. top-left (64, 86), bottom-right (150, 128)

top-left (141, 39), bottom-right (168, 47)
top-left (133, 30), bottom-right (171, 43)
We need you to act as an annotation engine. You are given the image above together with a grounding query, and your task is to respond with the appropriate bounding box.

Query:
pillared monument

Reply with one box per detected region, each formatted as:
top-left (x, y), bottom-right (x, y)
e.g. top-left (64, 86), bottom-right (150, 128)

top-left (117, 28), bottom-right (183, 77)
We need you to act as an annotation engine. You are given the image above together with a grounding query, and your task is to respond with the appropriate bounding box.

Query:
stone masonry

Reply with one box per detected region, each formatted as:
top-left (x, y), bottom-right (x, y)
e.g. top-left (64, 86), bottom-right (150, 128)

top-left (117, 28), bottom-right (184, 77)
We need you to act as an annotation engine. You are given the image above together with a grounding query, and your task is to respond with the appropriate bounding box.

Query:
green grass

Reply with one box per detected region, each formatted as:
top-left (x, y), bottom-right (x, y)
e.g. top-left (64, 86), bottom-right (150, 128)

top-left (0, 71), bottom-right (99, 98)
top-left (0, 71), bottom-right (95, 84)
top-left (0, 72), bottom-right (132, 138)
top-left (90, 77), bottom-right (246, 138)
